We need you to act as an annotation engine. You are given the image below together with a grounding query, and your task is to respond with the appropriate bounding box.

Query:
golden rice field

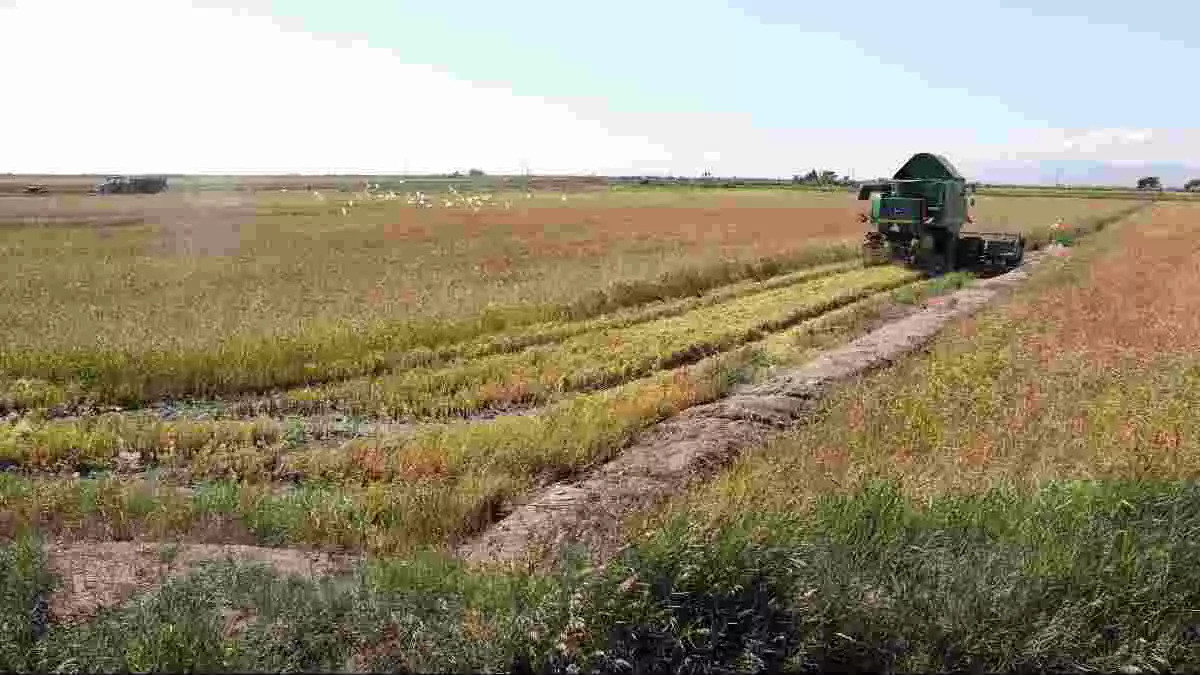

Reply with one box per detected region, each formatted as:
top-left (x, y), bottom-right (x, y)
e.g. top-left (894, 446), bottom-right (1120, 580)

top-left (8, 180), bottom-right (1192, 673)
top-left (0, 186), bottom-right (1141, 540)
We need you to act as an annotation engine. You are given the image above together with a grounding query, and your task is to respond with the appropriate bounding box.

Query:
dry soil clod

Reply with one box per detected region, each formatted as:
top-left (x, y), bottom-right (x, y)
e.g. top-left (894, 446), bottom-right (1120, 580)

top-left (44, 541), bottom-right (359, 625)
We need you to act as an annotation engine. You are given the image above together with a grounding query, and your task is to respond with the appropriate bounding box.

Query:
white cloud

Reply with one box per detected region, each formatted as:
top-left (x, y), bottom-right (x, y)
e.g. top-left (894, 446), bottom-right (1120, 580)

top-left (1061, 128), bottom-right (1155, 153)
top-left (0, 0), bottom-right (669, 174)
top-left (1, 0), bottom-right (1194, 179)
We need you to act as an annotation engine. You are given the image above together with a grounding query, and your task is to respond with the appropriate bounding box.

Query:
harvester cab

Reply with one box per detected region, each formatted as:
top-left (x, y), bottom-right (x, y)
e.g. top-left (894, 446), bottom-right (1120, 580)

top-left (857, 153), bottom-right (1024, 276)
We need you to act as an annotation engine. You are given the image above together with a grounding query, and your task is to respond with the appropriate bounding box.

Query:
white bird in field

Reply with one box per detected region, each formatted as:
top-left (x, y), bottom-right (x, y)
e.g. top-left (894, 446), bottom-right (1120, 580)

top-left (561, 194), bottom-right (567, 202)
top-left (340, 207), bottom-right (348, 216)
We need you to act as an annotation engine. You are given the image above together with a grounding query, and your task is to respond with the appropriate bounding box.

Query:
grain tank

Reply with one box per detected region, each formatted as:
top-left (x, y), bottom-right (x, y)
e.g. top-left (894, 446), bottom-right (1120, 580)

top-left (857, 153), bottom-right (1024, 275)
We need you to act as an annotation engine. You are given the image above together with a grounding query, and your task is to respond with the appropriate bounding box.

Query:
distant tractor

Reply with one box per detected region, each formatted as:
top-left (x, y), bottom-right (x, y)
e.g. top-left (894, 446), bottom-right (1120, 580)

top-left (92, 175), bottom-right (169, 195)
top-left (1136, 176), bottom-right (1163, 192)
top-left (857, 153), bottom-right (1025, 276)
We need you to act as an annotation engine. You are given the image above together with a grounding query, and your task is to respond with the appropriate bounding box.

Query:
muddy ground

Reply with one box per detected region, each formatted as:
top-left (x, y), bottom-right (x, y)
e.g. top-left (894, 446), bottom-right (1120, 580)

top-left (43, 541), bottom-right (359, 625)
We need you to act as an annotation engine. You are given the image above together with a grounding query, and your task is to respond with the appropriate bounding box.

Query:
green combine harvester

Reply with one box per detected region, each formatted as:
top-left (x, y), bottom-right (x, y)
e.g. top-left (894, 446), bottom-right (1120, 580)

top-left (857, 153), bottom-right (1025, 275)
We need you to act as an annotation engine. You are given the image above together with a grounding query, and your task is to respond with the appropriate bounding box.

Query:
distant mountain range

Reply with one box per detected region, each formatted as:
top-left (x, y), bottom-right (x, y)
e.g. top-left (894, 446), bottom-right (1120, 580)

top-left (966, 160), bottom-right (1200, 188)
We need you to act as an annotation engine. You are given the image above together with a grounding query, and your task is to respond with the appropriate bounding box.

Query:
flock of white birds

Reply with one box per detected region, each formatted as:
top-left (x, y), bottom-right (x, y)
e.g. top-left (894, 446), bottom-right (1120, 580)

top-left (288, 181), bottom-right (567, 216)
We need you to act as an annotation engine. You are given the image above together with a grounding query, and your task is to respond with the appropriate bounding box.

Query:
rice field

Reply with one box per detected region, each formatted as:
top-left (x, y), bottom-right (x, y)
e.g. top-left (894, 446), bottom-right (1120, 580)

top-left (675, 202), bottom-right (1200, 519)
top-left (3, 179), bottom-right (1180, 671)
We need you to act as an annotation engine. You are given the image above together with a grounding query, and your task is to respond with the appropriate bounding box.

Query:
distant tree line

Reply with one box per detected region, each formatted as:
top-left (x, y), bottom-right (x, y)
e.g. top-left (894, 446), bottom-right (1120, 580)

top-left (791, 169), bottom-right (855, 186)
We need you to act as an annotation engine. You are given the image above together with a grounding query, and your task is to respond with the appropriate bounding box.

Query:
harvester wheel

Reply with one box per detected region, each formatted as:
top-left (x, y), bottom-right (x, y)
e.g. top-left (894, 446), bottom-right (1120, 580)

top-left (861, 232), bottom-right (888, 266)
top-left (915, 233), bottom-right (946, 276)
top-left (942, 231), bottom-right (958, 273)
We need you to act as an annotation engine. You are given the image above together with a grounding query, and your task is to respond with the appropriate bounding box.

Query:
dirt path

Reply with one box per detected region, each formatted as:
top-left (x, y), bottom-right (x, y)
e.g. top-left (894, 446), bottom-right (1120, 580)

top-left (461, 252), bottom-right (1051, 569)
top-left (44, 541), bottom-right (359, 625)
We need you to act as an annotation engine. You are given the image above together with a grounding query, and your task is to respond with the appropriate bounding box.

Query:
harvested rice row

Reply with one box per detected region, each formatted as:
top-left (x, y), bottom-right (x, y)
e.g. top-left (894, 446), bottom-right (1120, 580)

top-left (278, 265), bottom-right (918, 420)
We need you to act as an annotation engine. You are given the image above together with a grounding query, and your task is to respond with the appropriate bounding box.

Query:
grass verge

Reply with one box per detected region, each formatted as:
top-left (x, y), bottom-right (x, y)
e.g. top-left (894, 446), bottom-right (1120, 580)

top-left (9, 480), bottom-right (1200, 673)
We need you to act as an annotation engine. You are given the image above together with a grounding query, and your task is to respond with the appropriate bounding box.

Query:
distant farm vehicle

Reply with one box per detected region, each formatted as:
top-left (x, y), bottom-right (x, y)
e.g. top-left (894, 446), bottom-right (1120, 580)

top-left (92, 175), bottom-right (169, 195)
top-left (857, 153), bottom-right (1025, 276)
top-left (1137, 176), bottom-right (1163, 191)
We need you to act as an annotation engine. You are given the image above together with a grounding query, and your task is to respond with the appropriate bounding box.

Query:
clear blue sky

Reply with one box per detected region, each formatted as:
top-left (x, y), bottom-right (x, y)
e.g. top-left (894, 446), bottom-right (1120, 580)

top-left (3, 0), bottom-right (1198, 177)
top-left (260, 0), bottom-right (1198, 129)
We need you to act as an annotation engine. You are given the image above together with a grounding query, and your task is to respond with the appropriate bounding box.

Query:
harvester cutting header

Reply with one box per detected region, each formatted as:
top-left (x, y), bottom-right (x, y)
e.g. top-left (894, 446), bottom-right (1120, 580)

top-left (857, 153), bottom-right (1025, 275)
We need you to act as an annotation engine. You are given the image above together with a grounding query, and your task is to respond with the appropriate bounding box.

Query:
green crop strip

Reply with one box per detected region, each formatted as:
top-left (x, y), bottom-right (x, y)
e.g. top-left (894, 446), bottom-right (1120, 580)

top-left (0, 414), bottom-right (290, 476)
top-left (0, 269), bottom-right (934, 480)
top-left (0, 349), bottom-right (759, 548)
top-left (278, 265), bottom-right (918, 420)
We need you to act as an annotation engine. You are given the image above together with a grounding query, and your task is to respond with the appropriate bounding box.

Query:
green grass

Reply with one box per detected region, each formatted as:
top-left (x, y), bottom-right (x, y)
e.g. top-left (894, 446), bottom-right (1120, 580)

top-left (9, 480), bottom-right (1200, 673)
top-left (0, 534), bottom-right (51, 672)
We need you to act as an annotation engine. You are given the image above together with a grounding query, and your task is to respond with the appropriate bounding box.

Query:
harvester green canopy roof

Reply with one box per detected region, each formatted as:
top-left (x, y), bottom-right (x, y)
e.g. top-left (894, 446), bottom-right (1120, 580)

top-left (892, 153), bottom-right (965, 181)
